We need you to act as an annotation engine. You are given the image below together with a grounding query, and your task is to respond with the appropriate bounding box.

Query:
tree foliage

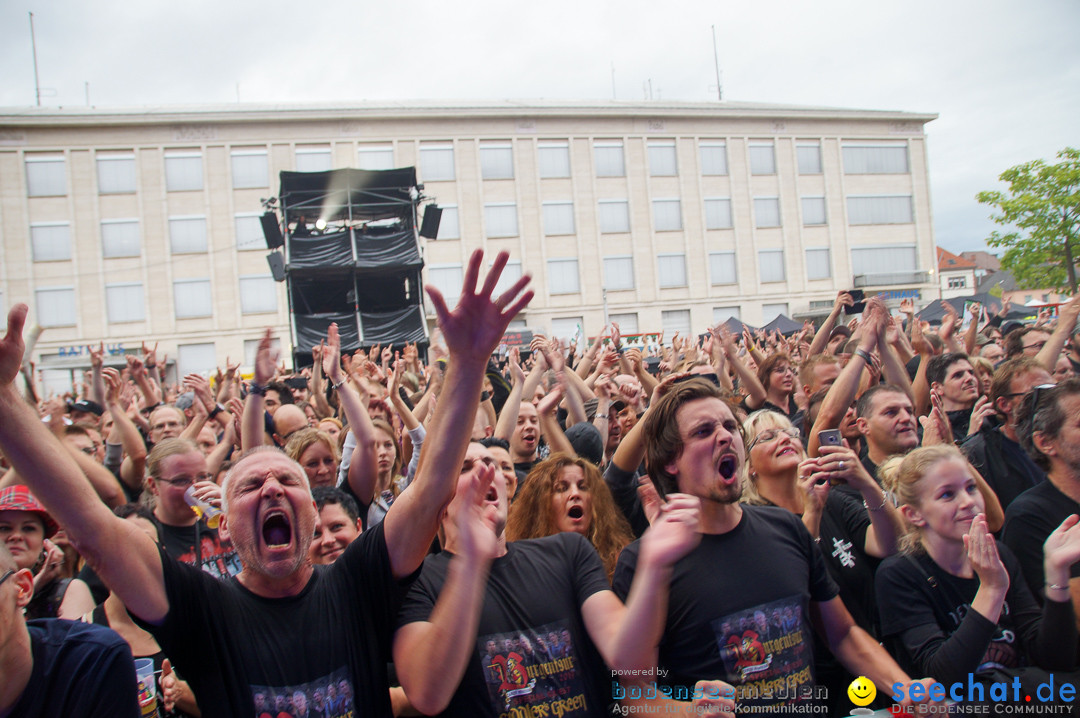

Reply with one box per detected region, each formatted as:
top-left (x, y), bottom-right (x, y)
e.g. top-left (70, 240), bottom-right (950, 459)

top-left (976, 147), bottom-right (1080, 293)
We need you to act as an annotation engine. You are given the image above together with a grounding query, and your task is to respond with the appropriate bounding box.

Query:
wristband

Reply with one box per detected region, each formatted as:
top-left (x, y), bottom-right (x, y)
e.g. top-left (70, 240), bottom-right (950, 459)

top-left (481, 391), bottom-right (491, 401)
top-left (208, 403), bottom-right (224, 419)
top-left (854, 348), bottom-right (873, 364)
top-left (594, 413), bottom-right (609, 420)
top-left (331, 377), bottom-right (347, 390)
top-left (863, 489), bottom-right (891, 512)
top-left (1047, 582), bottom-right (1069, 591)
top-left (248, 382), bottom-right (269, 396)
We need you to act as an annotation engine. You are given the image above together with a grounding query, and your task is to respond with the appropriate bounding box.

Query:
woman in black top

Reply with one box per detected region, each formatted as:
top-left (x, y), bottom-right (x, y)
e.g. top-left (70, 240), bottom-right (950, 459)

top-left (876, 445), bottom-right (1080, 685)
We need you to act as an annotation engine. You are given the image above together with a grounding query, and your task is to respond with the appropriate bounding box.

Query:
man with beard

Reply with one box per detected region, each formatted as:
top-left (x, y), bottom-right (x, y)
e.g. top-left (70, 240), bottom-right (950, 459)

top-left (0, 250), bottom-right (533, 718)
top-left (925, 353), bottom-right (981, 442)
top-left (612, 378), bottom-right (933, 712)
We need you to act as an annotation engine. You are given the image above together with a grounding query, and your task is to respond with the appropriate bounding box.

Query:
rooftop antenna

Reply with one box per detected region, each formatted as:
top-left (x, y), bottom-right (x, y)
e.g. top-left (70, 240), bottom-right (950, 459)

top-left (29, 12), bottom-right (41, 106)
top-left (711, 25), bottom-right (723, 101)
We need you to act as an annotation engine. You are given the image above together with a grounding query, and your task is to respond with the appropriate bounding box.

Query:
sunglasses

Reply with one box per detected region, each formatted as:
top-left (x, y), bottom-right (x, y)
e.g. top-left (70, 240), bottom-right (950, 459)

top-left (0, 569), bottom-right (15, 589)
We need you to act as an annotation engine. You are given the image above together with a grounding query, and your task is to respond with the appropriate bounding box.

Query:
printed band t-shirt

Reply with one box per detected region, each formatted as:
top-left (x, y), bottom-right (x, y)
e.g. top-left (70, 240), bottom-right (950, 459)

top-left (137, 520), bottom-right (411, 718)
top-left (397, 532), bottom-right (612, 718)
top-left (612, 506), bottom-right (838, 710)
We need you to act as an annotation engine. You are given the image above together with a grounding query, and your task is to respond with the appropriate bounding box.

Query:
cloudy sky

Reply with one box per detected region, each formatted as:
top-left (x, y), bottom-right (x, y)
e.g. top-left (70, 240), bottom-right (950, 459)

top-left (2, 0), bottom-right (1076, 255)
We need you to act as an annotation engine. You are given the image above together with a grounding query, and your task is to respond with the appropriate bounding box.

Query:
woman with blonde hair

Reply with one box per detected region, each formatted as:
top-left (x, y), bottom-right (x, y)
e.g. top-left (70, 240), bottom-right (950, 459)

top-left (284, 427), bottom-right (340, 489)
top-left (875, 445), bottom-right (1080, 687)
top-left (742, 409), bottom-right (903, 634)
top-left (506, 452), bottom-right (633, 580)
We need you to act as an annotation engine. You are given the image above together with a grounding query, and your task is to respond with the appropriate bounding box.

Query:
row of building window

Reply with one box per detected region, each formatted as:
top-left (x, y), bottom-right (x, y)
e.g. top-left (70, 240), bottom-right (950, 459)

top-left (22, 142), bottom-right (911, 196)
top-left (426, 244), bottom-right (919, 300)
top-left (543, 303), bottom-right (790, 342)
top-left (23, 193), bottom-right (917, 262)
top-left (33, 275), bottom-right (278, 327)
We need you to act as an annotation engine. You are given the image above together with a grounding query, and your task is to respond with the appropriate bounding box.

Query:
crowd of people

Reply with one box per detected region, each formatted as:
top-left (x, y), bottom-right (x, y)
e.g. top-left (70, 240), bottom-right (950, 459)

top-left (4, 255), bottom-right (1080, 717)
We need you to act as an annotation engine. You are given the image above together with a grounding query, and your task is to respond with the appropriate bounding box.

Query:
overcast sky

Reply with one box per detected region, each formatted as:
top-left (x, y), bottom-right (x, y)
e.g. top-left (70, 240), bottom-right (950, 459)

top-left (2, 0), bottom-right (1077, 256)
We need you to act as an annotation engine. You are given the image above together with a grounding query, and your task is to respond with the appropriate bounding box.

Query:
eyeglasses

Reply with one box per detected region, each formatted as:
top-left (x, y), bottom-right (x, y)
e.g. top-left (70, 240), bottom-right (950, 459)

top-left (0, 569), bottom-right (14, 589)
top-left (747, 426), bottom-right (800, 452)
top-left (1023, 341), bottom-right (1048, 351)
top-left (155, 472), bottom-right (213, 488)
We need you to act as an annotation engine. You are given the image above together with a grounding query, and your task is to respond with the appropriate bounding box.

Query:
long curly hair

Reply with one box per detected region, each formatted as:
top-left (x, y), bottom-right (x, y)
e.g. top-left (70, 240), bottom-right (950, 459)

top-left (506, 453), bottom-right (633, 580)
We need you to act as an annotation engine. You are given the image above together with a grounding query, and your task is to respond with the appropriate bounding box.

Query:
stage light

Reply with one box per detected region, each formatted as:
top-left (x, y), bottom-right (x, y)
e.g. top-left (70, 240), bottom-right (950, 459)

top-left (315, 218), bottom-right (327, 231)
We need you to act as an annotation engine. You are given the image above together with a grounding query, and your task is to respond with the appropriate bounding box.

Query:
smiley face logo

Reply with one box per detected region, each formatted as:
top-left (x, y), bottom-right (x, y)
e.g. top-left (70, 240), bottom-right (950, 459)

top-left (847, 676), bottom-right (876, 706)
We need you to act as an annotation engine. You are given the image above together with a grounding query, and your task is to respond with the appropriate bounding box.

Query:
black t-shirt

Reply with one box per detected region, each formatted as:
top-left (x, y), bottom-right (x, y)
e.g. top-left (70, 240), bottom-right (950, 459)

top-left (612, 506), bottom-right (838, 709)
top-left (137, 521), bottom-right (412, 718)
top-left (876, 544), bottom-right (1076, 685)
top-left (815, 491), bottom-right (879, 636)
top-left (397, 533), bottom-right (612, 718)
top-left (1002, 480), bottom-right (1080, 605)
top-left (9, 619), bottom-right (140, 717)
top-left (156, 520), bottom-right (243, 580)
top-left (961, 425), bottom-right (1045, 513)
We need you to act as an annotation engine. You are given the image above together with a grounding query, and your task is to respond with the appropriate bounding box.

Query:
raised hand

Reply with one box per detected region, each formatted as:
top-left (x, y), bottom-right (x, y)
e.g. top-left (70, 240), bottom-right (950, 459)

top-left (254, 329), bottom-right (278, 385)
top-left (455, 461), bottom-right (500, 563)
top-left (102, 367), bottom-right (123, 405)
top-left (965, 514), bottom-right (1009, 592)
top-left (536, 384), bottom-right (565, 417)
top-left (968, 395), bottom-right (996, 436)
top-left (900, 297), bottom-right (915, 315)
top-left (425, 250), bottom-right (533, 364)
top-left (639, 493), bottom-right (702, 567)
top-left (323, 323), bottom-right (345, 384)
top-left (1043, 514), bottom-right (1080, 582)
top-left (89, 342), bottom-right (104, 370)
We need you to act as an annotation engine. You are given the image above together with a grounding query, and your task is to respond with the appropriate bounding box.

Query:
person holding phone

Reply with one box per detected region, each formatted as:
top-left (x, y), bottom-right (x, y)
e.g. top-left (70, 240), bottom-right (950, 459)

top-left (741, 410), bottom-right (903, 637)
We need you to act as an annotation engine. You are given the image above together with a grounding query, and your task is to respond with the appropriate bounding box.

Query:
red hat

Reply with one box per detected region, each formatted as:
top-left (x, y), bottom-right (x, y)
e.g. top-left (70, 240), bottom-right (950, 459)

top-left (0, 486), bottom-right (59, 538)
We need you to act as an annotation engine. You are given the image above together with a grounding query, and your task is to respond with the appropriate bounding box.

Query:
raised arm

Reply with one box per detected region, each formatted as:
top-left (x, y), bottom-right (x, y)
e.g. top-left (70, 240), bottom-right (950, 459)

top-left (321, 323), bottom-right (379, 502)
top-left (102, 368), bottom-right (148, 493)
top-left (808, 292), bottom-right (853, 357)
top-left (0, 305), bottom-right (167, 621)
top-left (1037, 297), bottom-right (1080, 373)
top-left (493, 347), bottom-right (524, 442)
top-left (383, 250), bottom-right (533, 578)
top-left (242, 329), bottom-right (275, 451)
top-left (720, 327), bottom-right (766, 408)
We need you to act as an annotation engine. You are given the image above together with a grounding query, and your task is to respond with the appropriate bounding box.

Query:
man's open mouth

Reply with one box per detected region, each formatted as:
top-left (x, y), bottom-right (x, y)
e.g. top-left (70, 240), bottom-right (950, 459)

top-left (485, 487), bottom-right (498, 502)
top-left (568, 505), bottom-right (584, 520)
top-left (718, 455), bottom-right (738, 480)
top-left (262, 511), bottom-right (292, 548)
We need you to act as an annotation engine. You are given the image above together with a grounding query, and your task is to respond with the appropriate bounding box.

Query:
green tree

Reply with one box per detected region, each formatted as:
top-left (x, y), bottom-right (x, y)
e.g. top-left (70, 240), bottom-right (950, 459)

top-left (976, 147), bottom-right (1080, 293)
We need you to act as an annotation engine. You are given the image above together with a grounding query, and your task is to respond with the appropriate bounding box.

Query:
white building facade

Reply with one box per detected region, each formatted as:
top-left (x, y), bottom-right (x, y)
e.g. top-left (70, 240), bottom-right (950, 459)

top-left (0, 101), bottom-right (937, 390)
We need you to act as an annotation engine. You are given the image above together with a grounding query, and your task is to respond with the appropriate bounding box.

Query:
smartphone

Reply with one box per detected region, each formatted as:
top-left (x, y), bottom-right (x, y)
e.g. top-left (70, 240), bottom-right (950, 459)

top-left (818, 429), bottom-right (842, 447)
top-left (843, 290), bottom-right (866, 315)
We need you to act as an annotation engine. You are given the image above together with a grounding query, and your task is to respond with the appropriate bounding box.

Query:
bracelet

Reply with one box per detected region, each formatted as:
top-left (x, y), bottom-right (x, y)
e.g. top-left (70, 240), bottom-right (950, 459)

top-left (248, 382), bottom-right (268, 396)
top-left (863, 489), bottom-right (891, 512)
top-left (331, 377), bottom-right (347, 390)
top-left (595, 413), bottom-right (609, 420)
top-left (208, 403), bottom-right (224, 419)
top-left (1047, 582), bottom-right (1069, 591)
top-left (854, 348), bottom-right (873, 364)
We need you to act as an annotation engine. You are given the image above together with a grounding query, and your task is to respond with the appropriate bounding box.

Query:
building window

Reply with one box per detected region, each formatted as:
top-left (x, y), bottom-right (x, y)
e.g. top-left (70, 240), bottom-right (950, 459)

top-left (662, 309), bottom-right (691, 337)
top-left (427, 265), bottom-right (464, 307)
top-left (797, 143), bottom-right (823, 174)
top-left (700, 141), bottom-right (728, 175)
top-left (538, 141), bottom-right (571, 178)
top-left (709, 252), bottom-right (737, 285)
top-left (35, 287), bottom-right (76, 327)
top-left (657, 253), bottom-right (687, 288)
top-left (648, 141), bottom-right (678, 176)
top-left (437, 205), bottom-right (460, 239)
top-left (847, 196), bottom-right (914, 225)
top-left (749, 143), bottom-right (776, 175)
top-left (542, 202), bottom-right (575, 236)
top-left (594, 141), bottom-right (625, 177)
top-left (763, 303), bottom-right (789, 323)
top-left (235, 213), bottom-right (264, 250)
top-left (480, 142), bottom-right (514, 180)
top-left (295, 145), bottom-right (332, 172)
top-left (653, 199), bottom-right (683, 232)
top-left (850, 245), bottom-right (918, 275)
top-left (173, 279), bottom-right (213, 319)
top-left (357, 144), bottom-right (394, 170)
top-left (842, 144), bottom-right (909, 174)
top-left (548, 258), bottom-right (580, 295)
top-left (598, 200), bottom-right (631, 233)
top-left (704, 198), bottom-right (733, 230)
top-left (169, 216), bottom-right (208, 254)
top-left (105, 283), bottom-right (145, 323)
top-left (801, 197), bottom-right (827, 226)
top-left (754, 197), bottom-right (781, 228)
top-left (603, 256), bottom-right (635, 291)
top-left (25, 154), bottom-right (66, 196)
top-left (96, 152), bottom-right (136, 194)
top-left (713, 306), bottom-right (740, 324)
top-left (484, 203), bottom-right (518, 238)
top-left (30, 223), bottom-right (71, 262)
top-left (492, 260), bottom-right (523, 296)
top-left (177, 343), bottom-right (217, 378)
top-left (806, 248), bottom-right (831, 280)
top-left (164, 151), bottom-right (203, 192)
top-left (231, 148), bottom-right (268, 189)
top-left (550, 317), bottom-right (583, 340)
top-left (101, 219), bottom-right (141, 258)
top-left (947, 276), bottom-right (967, 289)
top-left (759, 250), bottom-right (786, 283)
top-left (240, 275), bottom-right (278, 314)
top-left (420, 143), bottom-right (455, 181)
top-left (608, 312), bottom-right (638, 333)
